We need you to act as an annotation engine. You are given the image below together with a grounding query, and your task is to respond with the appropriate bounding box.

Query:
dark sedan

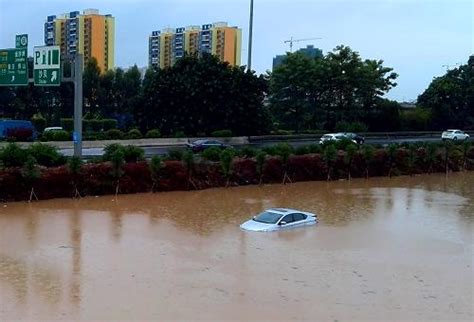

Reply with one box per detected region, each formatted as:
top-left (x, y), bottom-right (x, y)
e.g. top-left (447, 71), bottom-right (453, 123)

top-left (344, 132), bottom-right (365, 144)
top-left (187, 139), bottom-right (230, 153)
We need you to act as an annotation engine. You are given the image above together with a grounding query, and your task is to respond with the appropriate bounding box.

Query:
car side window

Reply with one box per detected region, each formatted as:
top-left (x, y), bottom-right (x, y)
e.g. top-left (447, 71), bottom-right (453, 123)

top-left (293, 213), bottom-right (306, 222)
top-left (281, 214), bottom-right (294, 224)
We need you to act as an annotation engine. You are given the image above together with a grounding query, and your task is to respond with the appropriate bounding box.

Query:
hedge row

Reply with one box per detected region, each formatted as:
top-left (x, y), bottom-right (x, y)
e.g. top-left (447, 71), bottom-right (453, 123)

top-left (1, 145), bottom-right (473, 202)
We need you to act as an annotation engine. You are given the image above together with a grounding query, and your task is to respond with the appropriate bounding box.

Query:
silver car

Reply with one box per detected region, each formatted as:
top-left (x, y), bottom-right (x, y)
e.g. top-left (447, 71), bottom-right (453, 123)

top-left (240, 208), bottom-right (317, 232)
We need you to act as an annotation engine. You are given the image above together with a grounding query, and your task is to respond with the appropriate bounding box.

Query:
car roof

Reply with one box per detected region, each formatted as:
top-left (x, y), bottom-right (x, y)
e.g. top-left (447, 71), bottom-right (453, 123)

top-left (266, 208), bottom-right (311, 215)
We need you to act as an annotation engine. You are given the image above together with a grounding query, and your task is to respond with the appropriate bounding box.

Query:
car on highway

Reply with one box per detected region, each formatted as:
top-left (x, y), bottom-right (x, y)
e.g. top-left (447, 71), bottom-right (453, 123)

top-left (319, 133), bottom-right (348, 144)
top-left (43, 126), bottom-right (64, 133)
top-left (343, 132), bottom-right (365, 144)
top-left (187, 139), bottom-right (230, 153)
top-left (441, 129), bottom-right (470, 141)
top-left (240, 208), bottom-right (317, 232)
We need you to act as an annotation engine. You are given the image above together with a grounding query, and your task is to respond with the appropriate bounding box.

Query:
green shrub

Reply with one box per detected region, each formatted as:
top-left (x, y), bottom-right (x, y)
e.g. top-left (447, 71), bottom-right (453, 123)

top-left (27, 143), bottom-right (66, 167)
top-left (105, 129), bottom-right (124, 140)
top-left (167, 148), bottom-right (184, 160)
top-left (271, 129), bottom-right (293, 135)
top-left (126, 129), bottom-right (143, 140)
top-left (122, 145), bottom-right (145, 163)
top-left (295, 145), bottom-right (310, 155)
top-left (211, 129), bottom-right (233, 137)
top-left (102, 119), bottom-right (118, 131)
top-left (201, 146), bottom-right (222, 161)
top-left (41, 130), bottom-right (70, 141)
top-left (103, 143), bottom-right (123, 162)
top-left (0, 143), bottom-right (27, 167)
top-left (220, 148), bottom-right (236, 183)
top-left (60, 118), bottom-right (74, 132)
top-left (145, 129), bottom-right (161, 138)
top-left (67, 156), bottom-right (83, 175)
top-left (173, 131), bottom-right (185, 138)
top-left (335, 138), bottom-right (358, 151)
top-left (275, 143), bottom-right (294, 161)
top-left (335, 121), bottom-right (368, 133)
top-left (83, 131), bottom-right (106, 141)
top-left (90, 119), bottom-right (103, 132)
top-left (238, 146), bottom-right (258, 158)
top-left (308, 144), bottom-right (322, 154)
top-left (31, 114), bottom-right (46, 132)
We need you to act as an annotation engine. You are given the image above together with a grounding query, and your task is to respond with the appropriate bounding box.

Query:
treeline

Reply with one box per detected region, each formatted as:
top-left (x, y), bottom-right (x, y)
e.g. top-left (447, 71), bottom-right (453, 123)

top-left (0, 48), bottom-right (472, 136)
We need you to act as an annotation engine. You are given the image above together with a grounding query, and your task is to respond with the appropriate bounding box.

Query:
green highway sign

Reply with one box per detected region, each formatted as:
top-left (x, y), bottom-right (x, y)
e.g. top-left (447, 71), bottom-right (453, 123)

top-left (0, 48), bottom-right (28, 86)
top-left (34, 46), bottom-right (61, 86)
top-left (15, 34), bottom-right (28, 49)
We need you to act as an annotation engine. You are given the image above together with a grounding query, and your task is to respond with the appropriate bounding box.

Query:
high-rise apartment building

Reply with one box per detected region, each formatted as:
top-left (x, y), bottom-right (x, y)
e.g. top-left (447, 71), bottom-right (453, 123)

top-left (44, 9), bottom-right (115, 73)
top-left (148, 22), bottom-right (242, 69)
top-left (272, 45), bottom-right (323, 70)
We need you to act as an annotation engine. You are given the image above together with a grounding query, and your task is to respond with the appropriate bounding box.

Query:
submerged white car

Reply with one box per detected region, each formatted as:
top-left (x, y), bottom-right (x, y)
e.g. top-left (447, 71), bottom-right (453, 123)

top-left (240, 208), bottom-right (317, 232)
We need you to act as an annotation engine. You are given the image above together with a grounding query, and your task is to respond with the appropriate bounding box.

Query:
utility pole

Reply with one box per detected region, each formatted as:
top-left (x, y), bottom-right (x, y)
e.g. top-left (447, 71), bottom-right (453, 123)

top-left (73, 54), bottom-right (83, 158)
top-left (247, 0), bottom-right (254, 71)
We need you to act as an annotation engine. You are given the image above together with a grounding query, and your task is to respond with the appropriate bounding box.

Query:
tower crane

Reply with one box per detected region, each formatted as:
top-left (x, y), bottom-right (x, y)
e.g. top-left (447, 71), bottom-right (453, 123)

top-left (284, 37), bottom-right (322, 52)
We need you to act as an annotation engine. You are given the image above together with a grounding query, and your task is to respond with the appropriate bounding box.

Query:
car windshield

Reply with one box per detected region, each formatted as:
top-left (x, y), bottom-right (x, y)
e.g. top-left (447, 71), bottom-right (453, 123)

top-left (253, 211), bottom-right (282, 224)
top-left (322, 134), bottom-right (332, 139)
top-left (192, 140), bottom-right (206, 145)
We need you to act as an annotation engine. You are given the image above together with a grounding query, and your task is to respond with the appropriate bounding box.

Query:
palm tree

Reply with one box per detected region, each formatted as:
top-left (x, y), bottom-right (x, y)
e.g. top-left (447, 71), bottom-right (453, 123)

top-left (255, 151), bottom-right (266, 185)
top-left (22, 155), bottom-right (40, 202)
top-left (110, 149), bottom-right (124, 197)
top-left (407, 145), bottom-right (418, 176)
top-left (386, 144), bottom-right (397, 178)
top-left (323, 144), bottom-right (337, 181)
top-left (149, 155), bottom-right (164, 192)
top-left (461, 140), bottom-right (472, 171)
top-left (424, 143), bottom-right (437, 174)
top-left (277, 143), bottom-right (293, 184)
top-left (361, 145), bottom-right (375, 179)
top-left (182, 151), bottom-right (197, 190)
top-left (67, 156), bottom-right (83, 198)
top-left (220, 148), bottom-right (235, 187)
top-left (444, 141), bottom-right (453, 176)
top-left (344, 143), bottom-right (358, 180)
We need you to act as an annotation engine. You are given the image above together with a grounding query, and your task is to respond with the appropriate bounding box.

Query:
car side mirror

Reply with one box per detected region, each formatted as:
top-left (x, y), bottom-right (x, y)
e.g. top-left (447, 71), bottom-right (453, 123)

top-left (279, 221), bottom-right (287, 226)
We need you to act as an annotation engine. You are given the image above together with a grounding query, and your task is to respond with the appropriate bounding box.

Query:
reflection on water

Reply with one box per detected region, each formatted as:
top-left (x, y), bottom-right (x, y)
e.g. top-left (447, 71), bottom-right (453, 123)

top-left (0, 173), bottom-right (473, 320)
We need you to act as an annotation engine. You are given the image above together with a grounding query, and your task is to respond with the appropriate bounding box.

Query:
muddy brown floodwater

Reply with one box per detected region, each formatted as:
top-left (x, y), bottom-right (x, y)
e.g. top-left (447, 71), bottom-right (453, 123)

top-left (0, 173), bottom-right (473, 321)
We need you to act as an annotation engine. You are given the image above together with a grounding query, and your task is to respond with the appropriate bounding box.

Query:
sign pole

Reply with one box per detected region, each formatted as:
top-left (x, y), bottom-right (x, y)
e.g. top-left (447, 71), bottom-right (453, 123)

top-left (74, 54), bottom-right (83, 158)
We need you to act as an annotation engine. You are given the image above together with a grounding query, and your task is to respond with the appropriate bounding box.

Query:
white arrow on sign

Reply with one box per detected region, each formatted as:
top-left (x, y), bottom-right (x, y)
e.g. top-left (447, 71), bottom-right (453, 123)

top-left (51, 71), bottom-right (57, 82)
top-left (11, 75), bottom-right (15, 82)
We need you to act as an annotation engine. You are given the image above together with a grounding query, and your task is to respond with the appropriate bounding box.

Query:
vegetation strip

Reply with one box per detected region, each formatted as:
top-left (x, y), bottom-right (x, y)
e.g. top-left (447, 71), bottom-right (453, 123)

top-left (0, 140), bottom-right (472, 202)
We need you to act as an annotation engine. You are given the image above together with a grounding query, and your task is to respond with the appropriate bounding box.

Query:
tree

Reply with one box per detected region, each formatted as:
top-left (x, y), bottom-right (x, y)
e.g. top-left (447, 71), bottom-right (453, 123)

top-left (149, 155), bottom-right (165, 192)
top-left (255, 151), bottom-right (267, 185)
top-left (269, 45), bottom-right (398, 132)
top-left (386, 144), bottom-right (398, 177)
top-left (344, 143), bottom-right (358, 180)
top-left (220, 148), bottom-right (235, 187)
top-left (22, 155), bottom-right (40, 202)
top-left (182, 151), bottom-right (197, 190)
top-left (424, 143), bottom-right (437, 174)
top-left (110, 149), bottom-right (125, 197)
top-left (323, 144), bottom-right (337, 181)
top-left (83, 58), bottom-right (102, 117)
top-left (418, 56), bottom-right (474, 130)
top-left (67, 156), bottom-right (83, 198)
top-left (141, 54), bottom-right (269, 136)
top-left (361, 145), bottom-right (375, 179)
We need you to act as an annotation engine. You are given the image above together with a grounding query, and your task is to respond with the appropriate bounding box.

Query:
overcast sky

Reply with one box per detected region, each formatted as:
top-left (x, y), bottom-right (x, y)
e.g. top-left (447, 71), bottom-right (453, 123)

top-left (0, 0), bottom-right (472, 101)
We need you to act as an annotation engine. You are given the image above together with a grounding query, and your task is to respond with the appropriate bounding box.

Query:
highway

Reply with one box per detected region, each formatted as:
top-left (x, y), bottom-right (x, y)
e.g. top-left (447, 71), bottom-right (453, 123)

top-left (59, 135), bottom-right (456, 158)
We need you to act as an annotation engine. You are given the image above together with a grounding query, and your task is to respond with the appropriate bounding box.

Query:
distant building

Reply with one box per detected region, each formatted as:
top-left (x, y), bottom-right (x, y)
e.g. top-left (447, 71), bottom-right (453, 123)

top-left (272, 45), bottom-right (323, 70)
top-left (148, 22), bottom-right (242, 69)
top-left (44, 9), bottom-right (115, 73)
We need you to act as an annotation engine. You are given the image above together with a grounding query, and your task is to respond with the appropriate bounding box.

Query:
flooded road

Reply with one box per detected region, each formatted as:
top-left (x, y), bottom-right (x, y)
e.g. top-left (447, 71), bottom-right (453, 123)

top-left (1, 173), bottom-right (473, 321)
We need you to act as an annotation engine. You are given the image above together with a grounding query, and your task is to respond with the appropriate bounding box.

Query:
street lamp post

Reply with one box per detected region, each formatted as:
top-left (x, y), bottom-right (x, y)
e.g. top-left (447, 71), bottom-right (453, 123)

top-left (247, 0), bottom-right (254, 71)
